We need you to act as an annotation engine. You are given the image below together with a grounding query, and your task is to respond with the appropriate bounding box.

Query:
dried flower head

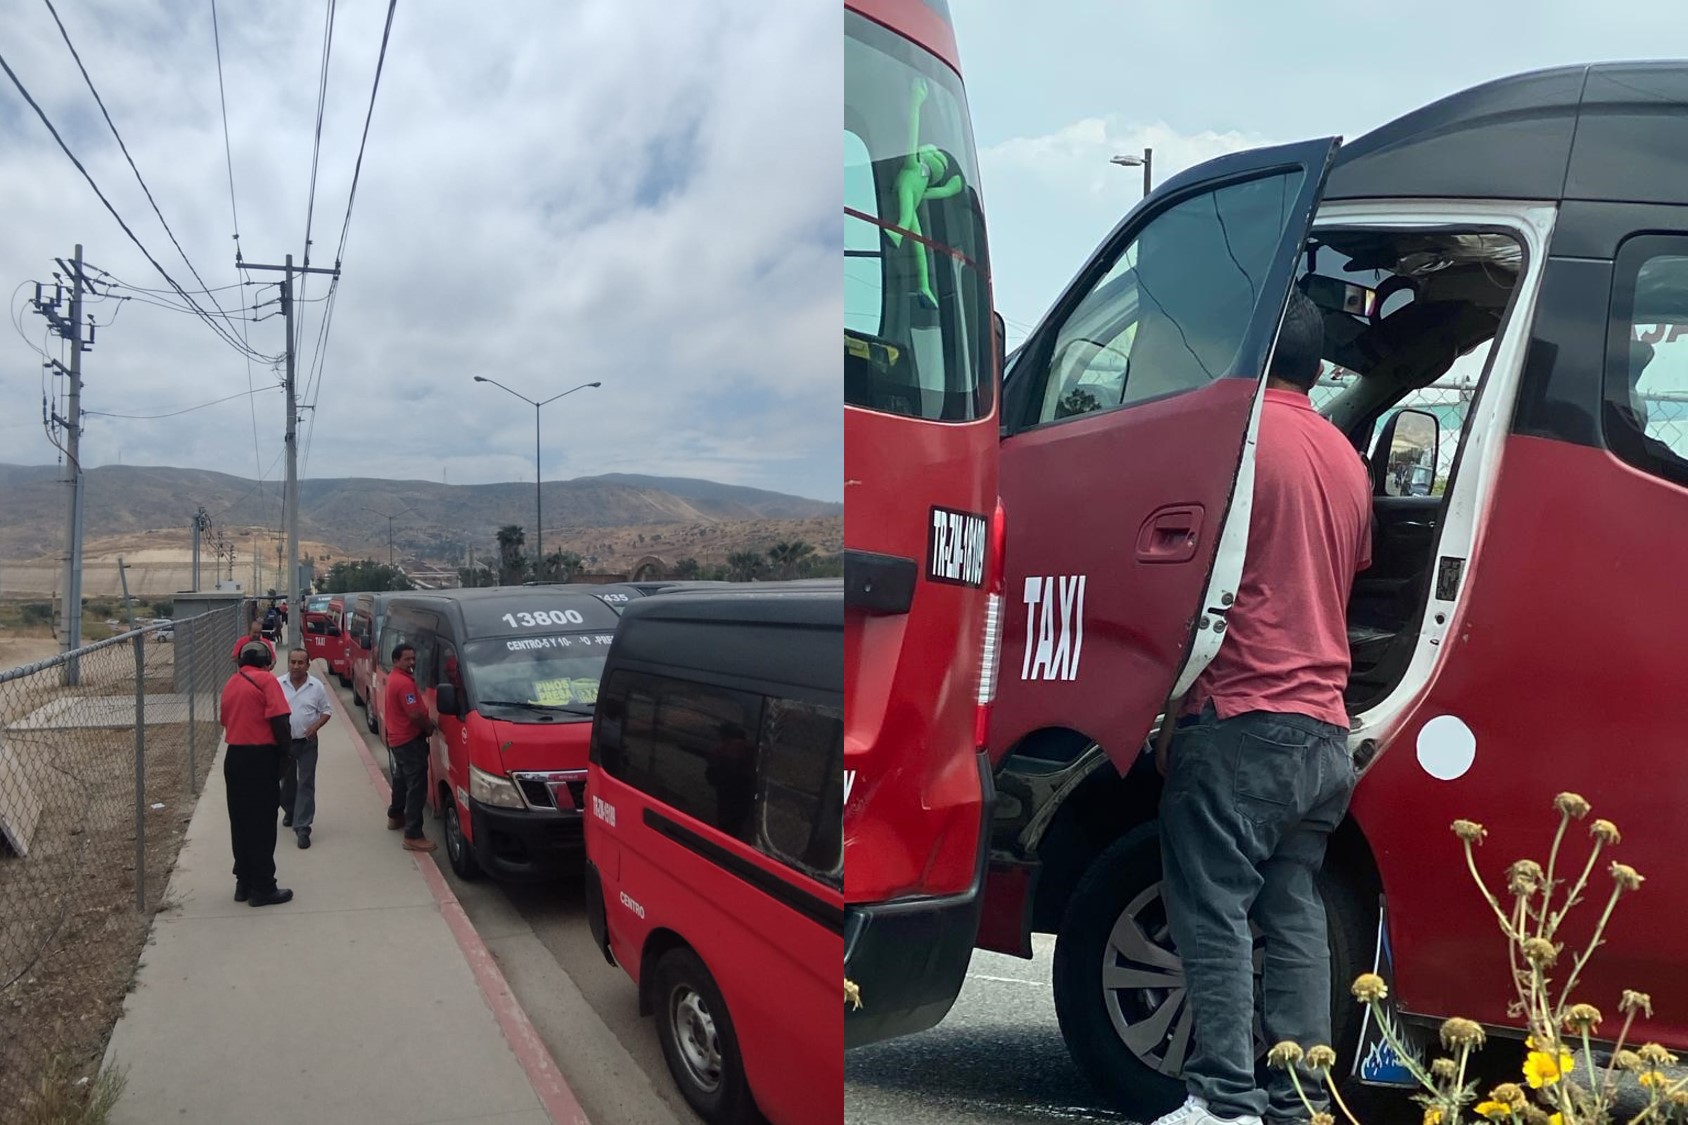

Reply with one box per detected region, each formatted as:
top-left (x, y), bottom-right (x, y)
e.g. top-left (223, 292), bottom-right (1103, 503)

top-left (1640, 1043), bottom-right (1679, 1068)
top-left (1555, 792), bottom-right (1592, 819)
top-left (1522, 938), bottom-right (1559, 967)
top-left (1612, 862), bottom-right (1645, 891)
top-left (1431, 1058), bottom-right (1460, 1083)
top-left (1441, 1018), bottom-right (1487, 1049)
top-left (1453, 819), bottom-right (1488, 843)
top-left (1668, 1090), bottom-right (1688, 1109)
top-left (1622, 991), bottom-right (1655, 1018)
top-left (1311, 1114), bottom-right (1335, 1125)
top-left (1591, 819), bottom-right (1622, 845)
top-left (1267, 1041), bottom-right (1304, 1068)
top-left (1615, 1050), bottom-right (1645, 1072)
top-left (1491, 1083), bottom-right (1528, 1108)
top-left (1508, 859), bottom-right (1545, 897)
top-left (1521, 1108), bottom-right (1551, 1125)
top-left (1565, 1004), bottom-right (1602, 1033)
top-left (1307, 1045), bottom-right (1338, 1069)
top-left (844, 979), bottom-right (862, 1011)
top-left (1352, 973), bottom-right (1389, 1002)
top-left (1474, 1100), bottom-right (1513, 1120)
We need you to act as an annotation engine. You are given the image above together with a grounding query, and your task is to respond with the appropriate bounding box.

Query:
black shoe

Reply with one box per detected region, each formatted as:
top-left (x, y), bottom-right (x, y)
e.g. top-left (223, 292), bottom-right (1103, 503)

top-left (297, 829), bottom-right (311, 850)
top-left (248, 887), bottom-right (294, 908)
top-left (282, 814), bottom-right (294, 828)
top-left (234, 883), bottom-right (248, 903)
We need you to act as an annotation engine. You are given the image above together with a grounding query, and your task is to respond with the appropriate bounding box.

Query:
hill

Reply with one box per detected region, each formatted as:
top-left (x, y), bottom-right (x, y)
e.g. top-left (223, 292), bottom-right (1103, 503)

top-left (0, 464), bottom-right (841, 567)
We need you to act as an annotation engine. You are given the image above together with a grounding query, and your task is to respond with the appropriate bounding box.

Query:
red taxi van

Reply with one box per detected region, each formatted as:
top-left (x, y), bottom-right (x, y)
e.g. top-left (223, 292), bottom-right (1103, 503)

top-left (349, 591), bottom-right (400, 728)
top-left (326, 594), bottom-right (358, 687)
top-left (971, 61), bottom-right (1688, 1111)
top-left (302, 594), bottom-right (341, 669)
top-left (584, 582), bottom-right (842, 1125)
top-left (380, 588), bottom-right (625, 881)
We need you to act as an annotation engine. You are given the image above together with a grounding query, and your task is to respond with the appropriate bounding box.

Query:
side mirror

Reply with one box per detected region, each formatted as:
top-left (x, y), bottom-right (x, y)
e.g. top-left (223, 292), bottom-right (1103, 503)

top-left (1373, 408), bottom-right (1441, 498)
top-left (436, 683), bottom-right (460, 718)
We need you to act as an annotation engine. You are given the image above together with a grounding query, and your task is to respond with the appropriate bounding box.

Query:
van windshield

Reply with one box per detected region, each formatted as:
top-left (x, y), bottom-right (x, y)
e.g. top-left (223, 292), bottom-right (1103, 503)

top-left (463, 634), bottom-right (612, 712)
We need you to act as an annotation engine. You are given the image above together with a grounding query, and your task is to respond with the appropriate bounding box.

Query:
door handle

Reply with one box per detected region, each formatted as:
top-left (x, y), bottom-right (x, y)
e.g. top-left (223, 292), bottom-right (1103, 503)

top-left (1136, 504), bottom-right (1204, 563)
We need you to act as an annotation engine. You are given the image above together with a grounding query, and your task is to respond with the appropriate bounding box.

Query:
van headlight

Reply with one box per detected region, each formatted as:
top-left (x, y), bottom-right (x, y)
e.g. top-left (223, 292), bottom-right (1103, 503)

top-left (469, 763), bottom-right (524, 809)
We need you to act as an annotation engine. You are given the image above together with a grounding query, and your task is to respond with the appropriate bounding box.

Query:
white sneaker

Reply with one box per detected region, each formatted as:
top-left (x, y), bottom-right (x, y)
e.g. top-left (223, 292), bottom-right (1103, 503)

top-left (1151, 1096), bottom-right (1264, 1125)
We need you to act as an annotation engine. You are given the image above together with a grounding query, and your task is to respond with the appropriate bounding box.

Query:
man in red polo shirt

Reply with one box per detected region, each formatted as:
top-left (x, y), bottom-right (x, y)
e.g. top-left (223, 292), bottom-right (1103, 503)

top-left (219, 641), bottom-right (295, 907)
top-left (383, 642), bottom-right (436, 852)
top-left (1153, 291), bottom-right (1371, 1125)
top-left (232, 614), bottom-right (276, 670)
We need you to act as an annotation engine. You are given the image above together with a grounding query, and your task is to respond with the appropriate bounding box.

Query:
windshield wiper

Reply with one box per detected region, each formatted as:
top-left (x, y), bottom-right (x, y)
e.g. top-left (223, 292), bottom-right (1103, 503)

top-left (479, 699), bottom-right (596, 717)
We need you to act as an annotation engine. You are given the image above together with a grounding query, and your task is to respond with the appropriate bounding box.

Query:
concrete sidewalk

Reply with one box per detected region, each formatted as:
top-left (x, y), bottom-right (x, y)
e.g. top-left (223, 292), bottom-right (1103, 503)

top-left (100, 668), bottom-right (589, 1125)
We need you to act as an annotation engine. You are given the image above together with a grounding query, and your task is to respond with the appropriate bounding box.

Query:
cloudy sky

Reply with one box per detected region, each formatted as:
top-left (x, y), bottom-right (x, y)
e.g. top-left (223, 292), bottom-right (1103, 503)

top-left (0, 0), bottom-right (840, 501)
top-left (952, 0), bottom-right (1688, 350)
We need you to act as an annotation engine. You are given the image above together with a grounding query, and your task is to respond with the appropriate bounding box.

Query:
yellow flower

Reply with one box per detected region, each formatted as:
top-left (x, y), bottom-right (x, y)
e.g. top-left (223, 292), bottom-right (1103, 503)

top-left (1611, 862), bottom-right (1645, 891)
top-left (1554, 792), bottom-right (1591, 819)
top-left (1640, 1070), bottom-right (1670, 1090)
top-left (1453, 819), bottom-right (1488, 843)
top-left (1523, 1048), bottom-right (1574, 1088)
top-left (1267, 1041), bottom-right (1304, 1067)
top-left (1351, 973), bottom-right (1389, 1002)
top-left (1591, 819), bottom-right (1621, 845)
top-left (1441, 1017), bottom-right (1486, 1049)
top-left (1474, 1100), bottom-right (1514, 1120)
top-left (1424, 1108), bottom-right (1445, 1125)
top-left (1548, 1115), bottom-right (1563, 1125)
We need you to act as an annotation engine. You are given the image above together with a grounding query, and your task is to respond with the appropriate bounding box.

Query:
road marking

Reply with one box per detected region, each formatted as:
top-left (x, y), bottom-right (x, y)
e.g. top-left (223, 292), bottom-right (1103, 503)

top-left (967, 973), bottom-right (1043, 985)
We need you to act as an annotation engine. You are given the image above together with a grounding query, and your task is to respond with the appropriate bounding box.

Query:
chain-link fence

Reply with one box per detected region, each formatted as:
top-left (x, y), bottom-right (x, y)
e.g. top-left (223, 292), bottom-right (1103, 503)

top-left (0, 602), bottom-right (239, 1112)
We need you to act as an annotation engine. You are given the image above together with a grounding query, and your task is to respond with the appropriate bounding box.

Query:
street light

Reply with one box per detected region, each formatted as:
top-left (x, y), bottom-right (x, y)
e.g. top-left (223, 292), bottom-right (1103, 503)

top-left (362, 505), bottom-right (415, 568)
top-left (472, 377), bottom-right (602, 568)
top-left (1110, 147), bottom-right (1153, 198)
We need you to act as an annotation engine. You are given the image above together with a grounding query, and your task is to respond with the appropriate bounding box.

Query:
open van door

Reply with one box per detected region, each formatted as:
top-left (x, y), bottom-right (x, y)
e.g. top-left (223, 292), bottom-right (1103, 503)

top-left (993, 138), bottom-right (1339, 774)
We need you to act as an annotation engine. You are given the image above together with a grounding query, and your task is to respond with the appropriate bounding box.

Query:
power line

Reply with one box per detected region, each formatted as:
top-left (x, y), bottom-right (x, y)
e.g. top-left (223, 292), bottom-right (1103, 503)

top-left (40, 0), bottom-right (264, 359)
top-left (0, 45), bottom-right (278, 365)
top-left (85, 385), bottom-right (273, 420)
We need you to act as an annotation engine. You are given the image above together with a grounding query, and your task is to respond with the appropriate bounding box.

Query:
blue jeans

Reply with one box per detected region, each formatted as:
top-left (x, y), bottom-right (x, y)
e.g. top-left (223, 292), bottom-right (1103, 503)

top-left (1159, 705), bottom-right (1355, 1122)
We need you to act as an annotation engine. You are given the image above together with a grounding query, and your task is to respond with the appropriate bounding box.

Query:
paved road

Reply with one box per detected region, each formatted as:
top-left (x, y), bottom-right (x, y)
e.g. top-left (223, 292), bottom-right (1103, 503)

top-left (327, 675), bottom-right (702, 1125)
top-left (846, 936), bottom-right (1131, 1124)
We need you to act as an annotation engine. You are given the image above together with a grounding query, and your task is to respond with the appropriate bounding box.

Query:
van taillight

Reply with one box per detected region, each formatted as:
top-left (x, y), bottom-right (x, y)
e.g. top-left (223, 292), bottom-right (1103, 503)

top-left (974, 499), bottom-right (1006, 753)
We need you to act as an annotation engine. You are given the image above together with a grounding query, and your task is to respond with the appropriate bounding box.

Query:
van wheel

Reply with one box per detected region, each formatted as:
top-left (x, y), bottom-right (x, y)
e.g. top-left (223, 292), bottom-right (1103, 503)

top-left (366, 702), bottom-right (379, 734)
top-left (1051, 823), bottom-right (1368, 1117)
top-left (443, 793), bottom-right (481, 881)
top-left (653, 946), bottom-right (754, 1125)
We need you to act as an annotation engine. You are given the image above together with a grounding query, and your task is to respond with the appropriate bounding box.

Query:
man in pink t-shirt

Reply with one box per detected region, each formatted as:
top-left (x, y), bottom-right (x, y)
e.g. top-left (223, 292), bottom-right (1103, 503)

top-left (1152, 291), bottom-right (1371, 1125)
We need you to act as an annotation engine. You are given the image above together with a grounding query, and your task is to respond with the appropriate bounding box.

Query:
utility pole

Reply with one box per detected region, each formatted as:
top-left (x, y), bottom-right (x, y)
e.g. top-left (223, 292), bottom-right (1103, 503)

top-left (34, 245), bottom-right (92, 683)
top-left (243, 255), bottom-right (338, 649)
top-left (191, 507), bottom-right (211, 591)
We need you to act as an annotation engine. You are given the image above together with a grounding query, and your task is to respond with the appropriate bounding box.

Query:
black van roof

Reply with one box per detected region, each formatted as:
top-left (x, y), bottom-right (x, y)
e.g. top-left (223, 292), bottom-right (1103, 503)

top-left (609, 580), bottom-right (842, 695)
top-left (386, 587), bottom-right (623, 639)
top-left (1324, 61), bottom-right (1688, 206)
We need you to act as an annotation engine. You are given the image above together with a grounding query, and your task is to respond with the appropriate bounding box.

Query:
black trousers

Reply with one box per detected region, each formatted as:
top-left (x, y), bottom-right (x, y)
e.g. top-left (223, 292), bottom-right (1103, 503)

top-left (226, 743), bottom-right (282, 893)
top-left (388, 737), bottom-right (429, 840)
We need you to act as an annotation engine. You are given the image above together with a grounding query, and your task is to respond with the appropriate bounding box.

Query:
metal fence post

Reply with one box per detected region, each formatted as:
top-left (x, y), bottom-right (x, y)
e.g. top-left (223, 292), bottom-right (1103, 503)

top-left (186, 618), bottom-right (197, 793)
top-left (133, 632), bottom-right (146, 911)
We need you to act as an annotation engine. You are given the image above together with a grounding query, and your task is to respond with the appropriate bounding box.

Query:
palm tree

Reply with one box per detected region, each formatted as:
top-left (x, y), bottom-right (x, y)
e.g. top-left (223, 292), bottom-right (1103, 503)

top-left (496, 525), bottom-right (527, 585)
top-left (726, 550), bottom-right (765, 583)
top-left (767, 540), bottom-right (817, 579)
top-left (673, 557), bottom-right (701, 580)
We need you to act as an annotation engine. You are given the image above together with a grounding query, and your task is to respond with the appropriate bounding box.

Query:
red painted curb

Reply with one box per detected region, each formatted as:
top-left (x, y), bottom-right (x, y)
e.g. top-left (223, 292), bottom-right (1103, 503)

top-left (331, 687), bottom-right (591, 1125)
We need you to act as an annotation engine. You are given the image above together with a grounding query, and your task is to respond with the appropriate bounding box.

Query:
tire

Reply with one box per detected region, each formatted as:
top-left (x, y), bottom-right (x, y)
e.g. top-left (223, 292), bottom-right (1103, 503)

top-left (1051, 822), bottom-right (1368, 1118)
top-left (443, 792), bottom-right (482, 881)
top-left (366, 700), bottom-right (379, 734)
top-left (652, 946), bottom-right (754, 1125)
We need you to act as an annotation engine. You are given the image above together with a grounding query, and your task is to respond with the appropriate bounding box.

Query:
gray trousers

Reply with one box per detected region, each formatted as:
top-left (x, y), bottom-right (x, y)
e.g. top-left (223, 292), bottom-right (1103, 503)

top-left (280, 737), bottom-right (319, 831)
top-left (1159, 705), bottom-right (1355, 1122)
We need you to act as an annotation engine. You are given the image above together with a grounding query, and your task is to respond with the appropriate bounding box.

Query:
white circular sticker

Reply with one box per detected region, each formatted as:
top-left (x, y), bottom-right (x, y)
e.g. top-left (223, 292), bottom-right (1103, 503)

top-left (1416, 715), bottom-right (1476, 781)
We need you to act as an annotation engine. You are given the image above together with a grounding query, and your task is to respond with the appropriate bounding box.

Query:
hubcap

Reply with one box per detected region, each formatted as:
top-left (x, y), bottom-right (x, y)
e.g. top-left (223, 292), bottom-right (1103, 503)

top-left (446, 803), bottom-right (464, 862)
top-left (1100, 879), bottom-right (1264, 1077)
top-left (670, 985), bottom-right (722, 1093)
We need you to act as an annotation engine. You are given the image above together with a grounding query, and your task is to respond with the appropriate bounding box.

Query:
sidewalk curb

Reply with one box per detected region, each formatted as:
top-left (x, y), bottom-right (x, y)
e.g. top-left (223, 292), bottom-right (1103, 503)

top-left (334, 698), bottom-right (591, 1125)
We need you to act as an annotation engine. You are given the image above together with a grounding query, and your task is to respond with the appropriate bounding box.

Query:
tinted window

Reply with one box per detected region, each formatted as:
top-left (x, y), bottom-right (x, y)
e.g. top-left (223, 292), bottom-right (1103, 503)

top-left (1029, 171), bottom-right (1305, 426)
top-left (844, 10), bottom-right (990, 423)
top-left (757, 698), bottom-right (843, 888)
top-left (1605, 237), bottom-right (1688, 488)
top-left (380, 613), bottom-right (434, 683)
top-left (599, 670), bottom-right (763, 844)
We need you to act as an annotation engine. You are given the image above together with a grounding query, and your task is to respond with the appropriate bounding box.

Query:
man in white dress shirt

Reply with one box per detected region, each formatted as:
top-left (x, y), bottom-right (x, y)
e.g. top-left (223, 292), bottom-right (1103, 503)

top-left (279, 648), bottom-right (334, 849)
